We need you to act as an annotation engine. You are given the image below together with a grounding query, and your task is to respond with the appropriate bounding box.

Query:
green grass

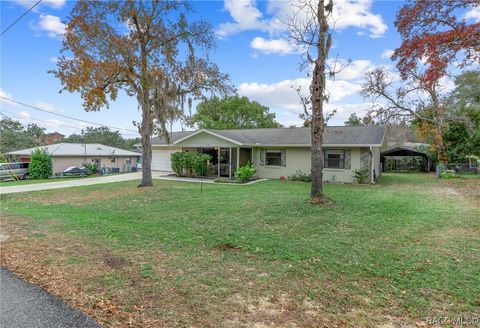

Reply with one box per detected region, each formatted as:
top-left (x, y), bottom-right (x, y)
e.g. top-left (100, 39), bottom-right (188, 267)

top-left (0, 176), bottom-right (90, 185)
top-left (1, 173), bottom-right (478, 326)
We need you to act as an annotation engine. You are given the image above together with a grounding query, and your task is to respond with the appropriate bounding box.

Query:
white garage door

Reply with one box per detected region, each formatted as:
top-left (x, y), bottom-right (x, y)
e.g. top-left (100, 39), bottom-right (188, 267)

top-left (151, 148), bottom-right (180, 171)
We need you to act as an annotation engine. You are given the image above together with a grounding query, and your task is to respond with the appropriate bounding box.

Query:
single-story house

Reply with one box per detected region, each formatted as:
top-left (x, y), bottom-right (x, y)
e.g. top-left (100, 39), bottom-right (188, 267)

top-left (6, 143), bottom-right (140, 174)
top-left (151, 126), bottom-right (387, 183)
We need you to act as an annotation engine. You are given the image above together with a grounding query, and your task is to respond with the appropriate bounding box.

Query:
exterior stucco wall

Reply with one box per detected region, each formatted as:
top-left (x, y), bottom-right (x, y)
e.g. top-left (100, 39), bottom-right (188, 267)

top-left (51, 156), bottom-right (139, 174)
top-left (253, 147), bottom-right (364, 183)
top-left (176, 132), bottom-right (237, 148)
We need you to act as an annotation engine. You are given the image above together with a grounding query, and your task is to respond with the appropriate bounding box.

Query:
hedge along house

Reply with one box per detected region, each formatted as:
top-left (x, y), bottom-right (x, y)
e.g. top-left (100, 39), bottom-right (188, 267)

top-left (6, 143), bottom-right (140, 175)
top-left (151, 126), bottom-right (387, 183)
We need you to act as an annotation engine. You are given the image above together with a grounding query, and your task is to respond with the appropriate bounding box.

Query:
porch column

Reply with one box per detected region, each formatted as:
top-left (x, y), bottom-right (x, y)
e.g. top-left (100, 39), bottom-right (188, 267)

top-left (229, 147), bottom-right (232, 179)
top-left (237, 147), bottom-right (240, 170)
top-left (218, 147), bottom-right (220, 179)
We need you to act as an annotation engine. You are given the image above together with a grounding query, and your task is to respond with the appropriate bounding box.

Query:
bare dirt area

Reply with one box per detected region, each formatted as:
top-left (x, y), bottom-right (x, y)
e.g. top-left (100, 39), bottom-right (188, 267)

top-left (440, 178), bottom-right (480, 205)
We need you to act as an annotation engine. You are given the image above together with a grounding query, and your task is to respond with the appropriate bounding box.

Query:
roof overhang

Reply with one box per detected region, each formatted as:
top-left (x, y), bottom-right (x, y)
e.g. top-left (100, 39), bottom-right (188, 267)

top-left (173, 129), bottom-right (243, 146)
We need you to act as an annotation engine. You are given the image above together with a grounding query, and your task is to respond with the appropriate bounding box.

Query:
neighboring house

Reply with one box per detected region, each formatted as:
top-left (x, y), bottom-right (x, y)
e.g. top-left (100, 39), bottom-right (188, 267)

top-left (6, 143), bottom-right (140, 174)
top-left (151, 126), bottom-right (387, 183)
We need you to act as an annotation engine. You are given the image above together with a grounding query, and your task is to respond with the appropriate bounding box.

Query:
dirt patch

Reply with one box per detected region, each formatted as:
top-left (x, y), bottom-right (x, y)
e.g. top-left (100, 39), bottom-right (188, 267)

top-left (103, 253), bottom-right (130, 269)
top-left (215, 242), bottom-right (242, 252)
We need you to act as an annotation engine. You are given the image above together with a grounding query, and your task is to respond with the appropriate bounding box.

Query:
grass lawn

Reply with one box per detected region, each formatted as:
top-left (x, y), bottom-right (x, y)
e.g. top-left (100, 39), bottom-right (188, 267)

top-left (0, 173), bottom-right (478, 327)
top-left (0, 176), bottom-right (90, 186)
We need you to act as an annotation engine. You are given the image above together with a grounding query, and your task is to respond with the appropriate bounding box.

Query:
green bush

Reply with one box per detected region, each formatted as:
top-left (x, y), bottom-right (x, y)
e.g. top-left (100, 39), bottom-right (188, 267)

top-left (353, 167), bottom-right (369, 184)
top-left (193, 153), bottom-right (212, 176)
top-left (83, 162), bottom-right (97, 175)
top-left (29, 148), bottom-right (52, 179)
top-left (288, 170), bottom-right (311, 182)
top-left (234, 162), bottom-right (256, 182)
top-left (171, 152), bottom-right (210, 177)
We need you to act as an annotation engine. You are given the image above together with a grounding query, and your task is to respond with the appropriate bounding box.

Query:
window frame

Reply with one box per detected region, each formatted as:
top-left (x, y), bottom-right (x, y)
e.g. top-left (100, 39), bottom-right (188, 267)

top-left (265, 150), bottom-right (283, 167)
top-left (324, 149), bottom-right (346, 169)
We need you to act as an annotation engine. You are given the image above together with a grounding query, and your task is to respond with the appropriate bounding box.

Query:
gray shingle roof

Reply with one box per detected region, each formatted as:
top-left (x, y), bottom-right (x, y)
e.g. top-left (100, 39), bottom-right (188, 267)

top-left (152, 126), bottom-right (386, 147)
top-left (6, 143), bottom-right (141, 157)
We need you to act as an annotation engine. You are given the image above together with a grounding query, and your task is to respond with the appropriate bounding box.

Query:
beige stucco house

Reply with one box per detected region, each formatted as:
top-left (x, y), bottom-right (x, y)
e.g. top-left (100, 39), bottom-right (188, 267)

top-left (151, 126), bottom-right (387, 183)
top-left (6, 143), bottom-right (140, 174)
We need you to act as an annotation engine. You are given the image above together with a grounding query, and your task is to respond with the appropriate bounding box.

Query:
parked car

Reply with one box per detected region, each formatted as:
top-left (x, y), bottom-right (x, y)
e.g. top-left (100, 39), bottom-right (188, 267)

top-left (63, 166), bottom-right (88, 176)
top-left (0, 162), bottom-right (30, 181)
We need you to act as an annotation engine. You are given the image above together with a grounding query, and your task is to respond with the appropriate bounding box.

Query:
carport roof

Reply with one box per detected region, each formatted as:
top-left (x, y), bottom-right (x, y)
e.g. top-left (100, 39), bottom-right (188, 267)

top-left (152, 126), bottom-right (386, 147)
top-left (6, 143), bottom-right (140, 157)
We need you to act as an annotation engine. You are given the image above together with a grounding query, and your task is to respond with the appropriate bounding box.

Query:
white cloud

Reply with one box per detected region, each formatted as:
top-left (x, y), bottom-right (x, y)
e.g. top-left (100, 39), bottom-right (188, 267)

top-left (0, 88), bottom-right (17, 106)
top-left (19, 111), bottom-right (31, 119)
top-left (49, 56), bottom-right (58, 64)
top-left (330, 0), bottom-right (387, 38)
top-left (465, 6), bottom-right (480, 22)
top-left (327, 59), bottom-right (374, 81)
top-left (36, 14), bottom-right (66, 38)
top-left (217, 0), bottom-right (270, 37)
top-left (44, 118), bottom-right (63, 127)
top-left (218, 0), bottom-right (387, 39)
top-left (35, 102), bottom-right (56, 113)
top-left (250, 37), bottom-right (298, 55)
top-left (325, 102), bottom-right (372, 124)
top-left (13, 0), bottom-right (66, 9)
top-left (238, 77), bottom-right (362, 114)
top-left (381, 49), bottom-right (394, 60)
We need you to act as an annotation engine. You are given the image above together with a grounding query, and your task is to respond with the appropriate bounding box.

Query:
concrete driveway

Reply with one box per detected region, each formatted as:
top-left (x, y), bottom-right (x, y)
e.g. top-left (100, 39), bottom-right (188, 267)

top-left (0, 268), bottom-right (101, 328)
top-left (0, 172), bottom-right (143, 194)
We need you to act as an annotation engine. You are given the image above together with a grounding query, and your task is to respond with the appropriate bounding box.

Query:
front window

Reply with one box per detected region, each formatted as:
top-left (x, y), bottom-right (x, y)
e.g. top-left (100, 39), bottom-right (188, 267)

top-left (265, 150), bottom-right (282, 166)
top-left (324, 149), bottom-right (345, 169)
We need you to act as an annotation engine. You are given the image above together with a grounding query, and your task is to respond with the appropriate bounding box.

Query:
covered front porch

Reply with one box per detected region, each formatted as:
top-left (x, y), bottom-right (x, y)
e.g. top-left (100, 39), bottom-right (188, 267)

top-left (183, 147), bottom-right (253, 179)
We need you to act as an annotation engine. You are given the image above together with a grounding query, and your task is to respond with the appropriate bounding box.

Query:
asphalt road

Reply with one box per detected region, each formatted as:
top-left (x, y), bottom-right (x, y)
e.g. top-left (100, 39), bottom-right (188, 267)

top-left (0, 268), bottom-right (101, 328)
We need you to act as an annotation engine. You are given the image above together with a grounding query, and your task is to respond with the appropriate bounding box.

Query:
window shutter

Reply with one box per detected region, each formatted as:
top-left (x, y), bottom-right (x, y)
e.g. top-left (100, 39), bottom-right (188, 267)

top-left (345, 150), bottom-right (351, 170)
top-left (281, 150), bottom-right (286, 167)
top-left (259, 149), bottom-right (265, 166)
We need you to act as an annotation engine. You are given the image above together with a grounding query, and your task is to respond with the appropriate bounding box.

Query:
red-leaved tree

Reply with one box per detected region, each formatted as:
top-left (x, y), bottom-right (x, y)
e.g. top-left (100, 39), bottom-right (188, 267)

top-left (393, 0), bottom-right (480, 85)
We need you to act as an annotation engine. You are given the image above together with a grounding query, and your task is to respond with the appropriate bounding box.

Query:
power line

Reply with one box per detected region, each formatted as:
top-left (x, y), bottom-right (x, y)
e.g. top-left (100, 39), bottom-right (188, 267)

top-left (0, 110), bottom-right (139, 137)
top-left (0, 111), bottom-right (86, 132)
top-left (0, 0), bottom-right (42, 37)
top-left (0, 96), bottom-right (139, 134)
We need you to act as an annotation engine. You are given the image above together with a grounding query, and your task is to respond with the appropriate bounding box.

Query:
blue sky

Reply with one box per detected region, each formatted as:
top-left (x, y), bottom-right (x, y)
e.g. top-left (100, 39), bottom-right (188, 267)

top-left (1, 0), bottom-right (479, 137)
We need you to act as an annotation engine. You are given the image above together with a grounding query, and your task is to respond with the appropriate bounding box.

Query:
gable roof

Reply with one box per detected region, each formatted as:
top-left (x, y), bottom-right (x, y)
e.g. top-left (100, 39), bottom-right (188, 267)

top-left (152, 126), bottom-right (386, 147)
top-left (6, 143), bottom-right (140, 157)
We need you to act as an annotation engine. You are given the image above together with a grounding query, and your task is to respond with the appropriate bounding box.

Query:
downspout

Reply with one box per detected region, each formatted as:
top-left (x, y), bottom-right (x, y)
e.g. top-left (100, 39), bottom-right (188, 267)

top-left (369, 146), bottom-right (375, 184)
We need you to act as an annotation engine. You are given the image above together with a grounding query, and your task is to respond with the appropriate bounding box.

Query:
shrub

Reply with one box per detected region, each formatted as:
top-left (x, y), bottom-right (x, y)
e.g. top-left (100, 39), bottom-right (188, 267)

top-left (353, 167), bottom-right (369, 184)
top-left (83, 162), bottom-right (97, 175)
top-left (193, 153), bottom-right (212, 176)
top-left (170, 152), bottom-right (185, 176)
top-left (171, 152), bottom-right (209, 177)
top-left (29, 148), bottom-right (52, 179)
top-left (234, 162), bottom-right (256, 182)
top-left (288, 170), bottom-right (311, 182)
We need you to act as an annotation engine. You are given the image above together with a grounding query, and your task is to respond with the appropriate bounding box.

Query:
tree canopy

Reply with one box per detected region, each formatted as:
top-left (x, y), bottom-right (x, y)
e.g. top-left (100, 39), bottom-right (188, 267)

top-left (51, 0), bottom-right (232, 186)
top-left (0, 118), bottom-right (46, 153)
top-left (65, 126), bottom-right (139, 150)
top-left (393, 0), bottom-right (480, 84)
top-left (189, 96), bottom-right (281, 129)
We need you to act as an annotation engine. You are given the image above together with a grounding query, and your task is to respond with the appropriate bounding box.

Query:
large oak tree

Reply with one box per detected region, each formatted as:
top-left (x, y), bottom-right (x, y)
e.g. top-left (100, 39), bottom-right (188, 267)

top-left (190, 96), bottom-right (281, 129)
top-left (52, 0), bottom-right (232, 186)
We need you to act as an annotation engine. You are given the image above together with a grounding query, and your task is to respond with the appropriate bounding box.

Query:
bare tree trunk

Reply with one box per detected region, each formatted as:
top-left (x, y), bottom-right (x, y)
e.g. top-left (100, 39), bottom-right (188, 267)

top-left (310, 0), bottom-right (328, 204)
top-left (138, 100), bottom-right (153, 187)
